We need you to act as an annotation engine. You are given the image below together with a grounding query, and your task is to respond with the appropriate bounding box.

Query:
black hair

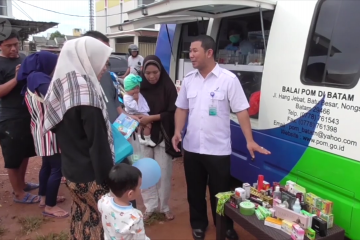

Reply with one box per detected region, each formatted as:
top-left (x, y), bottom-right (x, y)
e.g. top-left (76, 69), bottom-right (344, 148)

top-left (192, 35), bottom-right (216, 59)
top-left (83, 30), bottom-right (109, 43)
top-left (107, 162), bottom-right (142, 198)
top-left (0, 30), bottom-right (19, 45)
top-left (228, 29), bottom-right (241, 37)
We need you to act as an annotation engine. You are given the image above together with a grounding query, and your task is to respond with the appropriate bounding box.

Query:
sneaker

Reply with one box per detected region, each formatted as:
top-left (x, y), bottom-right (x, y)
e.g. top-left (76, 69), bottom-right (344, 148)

top-left (145, 136), bottom-right (156, 147)
top-left (138, 135), bottom-right (146, 145)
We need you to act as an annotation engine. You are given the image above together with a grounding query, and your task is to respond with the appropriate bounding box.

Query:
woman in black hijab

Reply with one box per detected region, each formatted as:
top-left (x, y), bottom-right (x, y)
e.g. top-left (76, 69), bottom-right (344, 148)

top-left (136, 55), bottom-right (180, 221)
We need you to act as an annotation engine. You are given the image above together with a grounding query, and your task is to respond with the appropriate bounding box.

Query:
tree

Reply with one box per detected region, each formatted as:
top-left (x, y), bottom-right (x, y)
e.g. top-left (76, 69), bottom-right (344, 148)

top-left (50, 31), bottom-right (65, 40)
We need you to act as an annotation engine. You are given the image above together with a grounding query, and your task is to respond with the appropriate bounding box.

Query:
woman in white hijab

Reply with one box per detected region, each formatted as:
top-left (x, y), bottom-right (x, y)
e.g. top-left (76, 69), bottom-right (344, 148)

top-left (44, 36), bottom-right (114, 239)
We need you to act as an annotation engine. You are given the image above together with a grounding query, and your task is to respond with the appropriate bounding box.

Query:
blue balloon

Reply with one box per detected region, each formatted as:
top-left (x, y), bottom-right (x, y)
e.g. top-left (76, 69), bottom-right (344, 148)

top-left (132, 158), bottom-right (161, 189)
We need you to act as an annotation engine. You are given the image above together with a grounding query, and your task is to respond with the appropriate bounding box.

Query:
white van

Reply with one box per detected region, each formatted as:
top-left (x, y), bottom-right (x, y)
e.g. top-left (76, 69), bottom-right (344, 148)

top-left (120, 1), bottom-right (360, 238)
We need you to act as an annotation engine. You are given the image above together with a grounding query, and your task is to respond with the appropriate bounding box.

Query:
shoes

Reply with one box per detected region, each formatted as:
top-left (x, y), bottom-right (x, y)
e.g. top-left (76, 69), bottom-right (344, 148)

top-left (144, 136), bottom-right (156, 147)
top-left (191, 228), bottom-right (238, 240)
top-left (138, 135), bottom-right (156, 147)
top-left (226, 229), bottom-right (239, 240)
top-left (192, 229), bottom-right (205, 240)
top-left (138, 135), bottom-right (146, 145)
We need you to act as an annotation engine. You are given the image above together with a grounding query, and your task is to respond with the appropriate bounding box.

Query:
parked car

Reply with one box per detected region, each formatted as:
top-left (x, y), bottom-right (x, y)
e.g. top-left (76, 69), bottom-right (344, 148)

top-left (108, 55), bottom-right (128, 76)
top-left (111, 52), bottom-right (129, 59)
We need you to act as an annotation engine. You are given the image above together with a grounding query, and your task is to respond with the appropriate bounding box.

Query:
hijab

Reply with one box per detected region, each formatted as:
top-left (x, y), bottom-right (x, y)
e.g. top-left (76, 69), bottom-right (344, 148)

top-left (17, 51), bottom-right (58, 95)
top-left (140, 55), bottom-right (181, 158)
top-left (43, 36), bottom-right (115, 161)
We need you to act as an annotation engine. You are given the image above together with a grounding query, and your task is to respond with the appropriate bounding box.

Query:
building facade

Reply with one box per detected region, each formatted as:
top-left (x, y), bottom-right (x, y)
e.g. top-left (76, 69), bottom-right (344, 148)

top-left (0, 0), bottom-right (13, 18)
top-left (95, 0), bottom-right (160, 56)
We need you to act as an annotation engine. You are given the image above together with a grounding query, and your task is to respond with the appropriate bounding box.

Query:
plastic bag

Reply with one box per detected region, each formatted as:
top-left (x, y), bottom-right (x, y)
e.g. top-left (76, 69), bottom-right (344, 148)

top-left (127, 135), bottom-right (144, 164)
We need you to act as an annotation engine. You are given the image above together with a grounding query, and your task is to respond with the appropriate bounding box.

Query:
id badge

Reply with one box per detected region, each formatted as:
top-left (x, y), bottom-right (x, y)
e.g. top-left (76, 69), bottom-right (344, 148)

top-left (209, 105), bottom-right (217, 116)
top-left (209, 92), bottom-right (217, 116)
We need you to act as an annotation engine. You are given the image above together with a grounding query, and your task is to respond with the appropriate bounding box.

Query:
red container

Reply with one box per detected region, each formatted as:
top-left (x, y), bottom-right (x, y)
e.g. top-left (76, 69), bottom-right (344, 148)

top-left (258, 175), bottom-right (264, 192)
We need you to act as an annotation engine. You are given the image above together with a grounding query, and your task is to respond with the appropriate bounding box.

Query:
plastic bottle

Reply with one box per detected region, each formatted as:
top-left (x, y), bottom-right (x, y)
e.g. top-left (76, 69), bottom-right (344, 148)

top-left (273, 186), bottom-right (281, 199)
top-left (292, 198), bottom-right (301, 213)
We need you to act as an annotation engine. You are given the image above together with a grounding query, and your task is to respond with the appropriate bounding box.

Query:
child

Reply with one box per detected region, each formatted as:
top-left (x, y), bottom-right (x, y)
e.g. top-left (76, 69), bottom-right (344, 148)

top-left (123, 74), bottom-right (156, 147)
top-left (98, 163), bottom-right (150, 240)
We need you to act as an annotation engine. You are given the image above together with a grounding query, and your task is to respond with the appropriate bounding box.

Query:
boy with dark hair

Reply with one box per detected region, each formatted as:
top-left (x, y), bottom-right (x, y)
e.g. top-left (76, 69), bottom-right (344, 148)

top-left (83, 30), bottom-right (110, 43)
top-left (98, 163), bottom-right (150, 240)
top-left (0, 29), bottom-right (38, 204)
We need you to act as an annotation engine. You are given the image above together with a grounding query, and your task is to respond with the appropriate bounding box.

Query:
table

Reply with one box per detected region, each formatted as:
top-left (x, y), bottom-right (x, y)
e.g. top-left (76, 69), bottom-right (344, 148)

top-left (216, 203), bottom-right (345, 240)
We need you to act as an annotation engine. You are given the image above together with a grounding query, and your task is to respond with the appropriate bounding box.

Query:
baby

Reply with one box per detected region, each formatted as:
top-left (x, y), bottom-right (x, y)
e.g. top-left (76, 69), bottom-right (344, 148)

top-left (123, 74), bottom-right (156, 147)
top-left (98, 163), bottom-right (150, 240)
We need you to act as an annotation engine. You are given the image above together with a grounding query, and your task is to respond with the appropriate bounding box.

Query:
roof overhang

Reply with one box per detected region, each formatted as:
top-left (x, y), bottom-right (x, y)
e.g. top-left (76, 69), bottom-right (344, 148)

top-left (128, 0), bottom-right (275, 20)
top-left (108, 28), bottom-right (159, 37)
top-left (118, 16), bottom-right (204, 32)
top-left (118, 0), bottom-right (275, 31)
top-left (4, 18), bottom-right (58, 40)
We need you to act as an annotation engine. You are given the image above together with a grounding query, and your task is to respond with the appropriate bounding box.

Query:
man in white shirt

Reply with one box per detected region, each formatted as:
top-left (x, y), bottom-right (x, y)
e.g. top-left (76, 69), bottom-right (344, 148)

top-left (121, 44), bottom-right (144, 78)
top-left (172, 35), bottom-right (270, 240)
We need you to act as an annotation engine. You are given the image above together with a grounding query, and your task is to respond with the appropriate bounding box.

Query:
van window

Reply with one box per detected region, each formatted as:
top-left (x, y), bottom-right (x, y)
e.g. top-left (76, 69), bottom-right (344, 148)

top-left (302, 0), bottom-right (360, 89)
top-left (178, 20), bottom-right (209, 59)
top-left (216, 11), bottom-right (273, 64)
top-left (215, 11), bottom-right (274, 120)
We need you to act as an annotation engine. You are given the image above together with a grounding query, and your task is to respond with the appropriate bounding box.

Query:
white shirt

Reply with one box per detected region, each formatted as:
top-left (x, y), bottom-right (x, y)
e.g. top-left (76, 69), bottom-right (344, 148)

top-left (175, 64), bottom-right (249, 155)
top-left (123, 93), bottom-right (150, 115)
top-left (128, 55), bottom-right (144, 75)
top-left (98, 194), bottom-right (150, 240)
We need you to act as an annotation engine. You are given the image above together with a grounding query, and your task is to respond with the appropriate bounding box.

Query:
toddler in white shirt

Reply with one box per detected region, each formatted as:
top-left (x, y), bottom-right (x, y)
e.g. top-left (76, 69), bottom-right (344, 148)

top-left (98, 163), bottom-right (150, 240)
top-left (123, 74), bottom-right (156, 147)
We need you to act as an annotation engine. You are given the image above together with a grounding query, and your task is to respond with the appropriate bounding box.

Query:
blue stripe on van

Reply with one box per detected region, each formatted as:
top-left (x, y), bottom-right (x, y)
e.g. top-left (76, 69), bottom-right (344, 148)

top-left (155, 24), bottom-right (176, 74)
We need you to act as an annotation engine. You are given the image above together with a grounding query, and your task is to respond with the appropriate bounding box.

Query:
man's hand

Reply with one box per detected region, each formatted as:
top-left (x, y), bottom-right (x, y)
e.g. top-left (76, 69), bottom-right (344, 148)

top-left (15, 64), bottom-right (21, 80)
top-left (247, 141), bottom-right (270, 159)
top-left (172, 131), bottom-right (182, 152)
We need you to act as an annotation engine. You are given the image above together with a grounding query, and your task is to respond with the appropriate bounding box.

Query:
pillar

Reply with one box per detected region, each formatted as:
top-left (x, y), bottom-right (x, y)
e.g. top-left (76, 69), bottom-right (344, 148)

top-left (109, 38), bottom-right (116, 52)
top-left (134, 35), bottom-right (139, 46)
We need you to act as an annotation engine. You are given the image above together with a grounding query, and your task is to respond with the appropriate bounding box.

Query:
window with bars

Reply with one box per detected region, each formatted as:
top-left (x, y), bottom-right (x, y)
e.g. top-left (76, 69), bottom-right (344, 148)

top-left (0, 0), bottom-right (7, 16)
top-left (138, 0), bottom-right (155, 7)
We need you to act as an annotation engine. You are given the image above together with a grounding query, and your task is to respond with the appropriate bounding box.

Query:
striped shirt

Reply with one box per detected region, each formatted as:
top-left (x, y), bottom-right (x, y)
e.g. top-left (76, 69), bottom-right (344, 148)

top-left (24, 89), bottom-right (60, 156)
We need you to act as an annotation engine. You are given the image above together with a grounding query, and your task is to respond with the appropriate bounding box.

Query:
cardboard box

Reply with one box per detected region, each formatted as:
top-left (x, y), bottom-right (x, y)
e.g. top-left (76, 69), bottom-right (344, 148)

top-left (281, 220), bottom-right (293, 235)
top-left (305, 193), bottom-right (319, 207)
top-left (258, 206), bottom-right (272, 218)
top-left (235, 187), bottom-right (246, 200)
top-left (274, 205), bottom-right (310, 229)
top-left (319, 212), bottom-right (334, 229)
top-left (291, 224), bottom-right (305, 240)
top-left (301, 210), bottom-right (316, 228)
top-left (263, 181), bottom-right (270, 190)
top-left (321, 199), bottom-right (333, 215)
top-left (255, 209), bottom-right (264, 220)
top-left (229, 195), bottom-right (241, 209)
top-left (264, 217), bottom-right (282, 230)
top-left (306, 228), bottom-right (316, 240)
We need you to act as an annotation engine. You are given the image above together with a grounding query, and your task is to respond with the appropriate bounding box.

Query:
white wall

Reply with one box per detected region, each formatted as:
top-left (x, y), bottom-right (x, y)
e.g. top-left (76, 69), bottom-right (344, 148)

top-left (95, 0), bottom-right (159, 34)
top-left (0, 0), bottom-right (13, 18)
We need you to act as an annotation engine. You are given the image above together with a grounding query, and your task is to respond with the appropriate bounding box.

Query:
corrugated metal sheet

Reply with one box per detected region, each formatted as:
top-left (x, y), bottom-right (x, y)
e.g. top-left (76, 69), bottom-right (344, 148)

top-left (115, 43), bottom-right (133, 54)
top-left (115, 42), bottom-right (156, 57)
top-left (139, 43), bottom-right (156, 57)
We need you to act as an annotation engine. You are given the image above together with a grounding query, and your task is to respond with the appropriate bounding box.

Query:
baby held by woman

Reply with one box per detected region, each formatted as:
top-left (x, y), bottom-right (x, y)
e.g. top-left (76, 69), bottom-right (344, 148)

top-left (123, 74), bottom-right (156, 147)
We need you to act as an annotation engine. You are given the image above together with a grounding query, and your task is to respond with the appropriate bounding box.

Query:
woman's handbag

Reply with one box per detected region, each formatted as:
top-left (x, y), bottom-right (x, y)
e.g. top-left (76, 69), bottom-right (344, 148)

top-left (112, 124), bottom-right (134, 164)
